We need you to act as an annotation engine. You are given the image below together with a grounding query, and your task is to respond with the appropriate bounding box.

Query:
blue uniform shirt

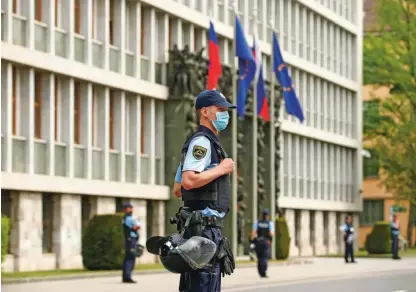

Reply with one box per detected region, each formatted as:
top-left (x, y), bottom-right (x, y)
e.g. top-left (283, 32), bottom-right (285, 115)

top-left (177, 136), bottom-right (225, 218)
top-left (124, 215), bottom-right (140, 238)
top-left (252, 221), bottom-right (275, 233)
top-left (391, 221), bottom-right (400, 236)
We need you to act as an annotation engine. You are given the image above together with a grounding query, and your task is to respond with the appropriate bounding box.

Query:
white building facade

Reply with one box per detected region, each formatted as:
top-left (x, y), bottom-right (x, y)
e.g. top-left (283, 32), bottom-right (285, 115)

top-left (1, 0), bottom-right (363, 271)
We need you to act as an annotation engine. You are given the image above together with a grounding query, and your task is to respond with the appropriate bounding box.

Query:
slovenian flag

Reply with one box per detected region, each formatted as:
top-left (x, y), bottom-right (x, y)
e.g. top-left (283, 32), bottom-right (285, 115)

top-left (252, 36), bottom-right (270, 121)
top-left (207, 20), bottom-right (222, 90)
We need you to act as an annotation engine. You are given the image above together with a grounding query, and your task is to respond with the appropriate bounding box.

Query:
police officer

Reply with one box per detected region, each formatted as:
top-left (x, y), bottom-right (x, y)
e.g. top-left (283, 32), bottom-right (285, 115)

top-left (176, 90), bottom-right (236, 292)
top-left (250, 209), bottom-right (274, 278)
top-left (340, 215), bottom-right (356, 264)
top-left (391, 213), bottom-right (401, 260)
top-left (122, 202), bottom-right (141, 283)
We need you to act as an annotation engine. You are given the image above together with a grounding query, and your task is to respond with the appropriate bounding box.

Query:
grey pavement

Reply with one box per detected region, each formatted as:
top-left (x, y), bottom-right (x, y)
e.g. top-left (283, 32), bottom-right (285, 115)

top-left (3, 258), bottom-right (416, 292)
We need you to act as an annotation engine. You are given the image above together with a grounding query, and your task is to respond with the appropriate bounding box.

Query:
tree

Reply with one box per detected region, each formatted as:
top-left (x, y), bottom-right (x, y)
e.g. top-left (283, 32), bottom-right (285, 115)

top-left (364, 0), bottom-right (416, 245)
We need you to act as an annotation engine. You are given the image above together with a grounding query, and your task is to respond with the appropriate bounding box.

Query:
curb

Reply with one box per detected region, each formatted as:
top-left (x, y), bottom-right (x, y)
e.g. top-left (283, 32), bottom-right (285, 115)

top-left (2, 259), bottom-right (313, 285)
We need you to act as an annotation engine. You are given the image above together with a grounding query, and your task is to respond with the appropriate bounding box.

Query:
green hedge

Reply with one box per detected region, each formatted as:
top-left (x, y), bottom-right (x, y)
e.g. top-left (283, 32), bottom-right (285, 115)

top-left (365, 221), bottom-right (391, 254)
top-left (1, 215), bottom-right (10, 263)
top-left (275, 217), bottom-right (291, 259)
top-left (82, 213), bottom-right (126, 270)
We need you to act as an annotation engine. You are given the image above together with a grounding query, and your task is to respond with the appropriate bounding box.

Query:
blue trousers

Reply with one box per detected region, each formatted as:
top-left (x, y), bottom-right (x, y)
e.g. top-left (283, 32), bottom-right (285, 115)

top-left (255, 240), bottom-right (270, 277)
top-left (344, 242), bottom-right (354, 262)
top-left (392, 235), bottom-right (399, 258)
top-left (122, 237), bottom-right (137, 280)
top-left (179, 226), bottom-right (222, 292)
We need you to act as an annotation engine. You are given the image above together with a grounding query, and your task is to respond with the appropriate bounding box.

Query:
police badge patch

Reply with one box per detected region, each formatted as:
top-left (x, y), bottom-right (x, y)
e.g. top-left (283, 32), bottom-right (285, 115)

top-left (192, 145), bottom-right (207, 160)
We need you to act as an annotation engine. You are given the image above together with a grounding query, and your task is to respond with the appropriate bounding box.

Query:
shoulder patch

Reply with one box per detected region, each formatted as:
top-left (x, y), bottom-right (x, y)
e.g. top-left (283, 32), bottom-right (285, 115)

top-left (192, 145), bottom-right (207, 160)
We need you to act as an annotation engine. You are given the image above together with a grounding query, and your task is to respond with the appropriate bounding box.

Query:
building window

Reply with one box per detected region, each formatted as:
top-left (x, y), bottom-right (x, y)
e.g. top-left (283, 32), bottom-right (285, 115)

top-left (12, 0), bottom-right (17, 13)
top-left (92, 88), bottom-right (96, 146)
top-left (55, 0), bottom-right (59, 26)
top-left (74, 0), bottom-right (81, 34)
top-left (109, 0), bottom-right (114, 45)
top-left (109, 90), bottom-right (115, 149)
top-left (1, 190), bottom-right (12, 254)
top-left (12, 67), bottom-right (17, 135)
top-left (360, 199), bottom-right (384, 225)
top-left (34, 72), bottom-right (43, 139)
top-left (42, 193), bottom-right (54, 253)
top-left (74, 81), bottom-right (81, 144)
top-left (35, 0), bottom-right (42, 21)
top-left (115, 197), bottom-right (125, 213)
top-left (141, 103), bottom-right (144, 153)
top-left (168, 19), bottom-right (172, 49)
top-left (81, 196), bottom-right (91, 236)
top-left (363, 149), bottom-right (379, 178)
top-left (141, 8), bottom-right (145, 54)
top-left (54, 77), bottom-right (59, 141)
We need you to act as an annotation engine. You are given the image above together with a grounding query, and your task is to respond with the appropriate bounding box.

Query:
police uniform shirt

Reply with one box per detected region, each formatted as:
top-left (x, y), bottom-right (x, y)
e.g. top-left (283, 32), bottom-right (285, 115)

top-left (124, 215), bottom-right (140, 238)
top-left (178, 136), bottom-right (225, 218)
top-left (391, 221), bottom-right (400, 236)
top-left (253, 221), bottom-right (274, 233)
top-left (340, 223), bottom-right (354, 243)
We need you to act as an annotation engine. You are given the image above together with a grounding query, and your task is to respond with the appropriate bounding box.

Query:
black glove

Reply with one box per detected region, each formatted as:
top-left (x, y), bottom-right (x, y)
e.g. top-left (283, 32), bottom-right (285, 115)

top-left (218, 237), bottom-right (235, 277)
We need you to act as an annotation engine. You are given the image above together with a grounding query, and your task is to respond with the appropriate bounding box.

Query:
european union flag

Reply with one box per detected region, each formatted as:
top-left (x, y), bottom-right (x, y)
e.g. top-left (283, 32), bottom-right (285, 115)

top-left (272, 32), bottom-right (304, 123)
top-left (235, 15), bottom-right (256, 118)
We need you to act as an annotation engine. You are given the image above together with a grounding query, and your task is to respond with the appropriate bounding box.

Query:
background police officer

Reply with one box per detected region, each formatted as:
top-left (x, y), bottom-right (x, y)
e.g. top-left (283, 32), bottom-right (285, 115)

top-left (340, 215), bottom-right (356, 264)
top-left (250, 209), bottom-right (274, 278)
top-left (122, 202), bottom-right (141, 283)
top-left (391, 213), bottom-right (401, 260)
top-left (177, 90), bottom-right (236, 292)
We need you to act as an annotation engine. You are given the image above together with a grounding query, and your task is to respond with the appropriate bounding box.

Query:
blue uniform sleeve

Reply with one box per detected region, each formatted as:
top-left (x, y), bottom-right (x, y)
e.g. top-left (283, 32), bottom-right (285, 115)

top-left (174, 164), bottom-right (182, 183)
top-left (269, 221), bottom-right (275, 233)
top-left (252, 221), bottom-right (258, 231)
top-left (124, 216), bottom-right (135, 228)
top-left (182, 136), bottom-right (212, 173)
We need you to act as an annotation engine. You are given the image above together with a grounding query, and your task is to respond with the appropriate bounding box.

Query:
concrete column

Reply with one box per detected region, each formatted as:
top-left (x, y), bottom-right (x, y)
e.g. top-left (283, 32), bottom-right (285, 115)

top-left (80, 83), bottom-right (93, 179)
top-left (91, 196), bottom-right (116, 215)
top-left (20, 68), bottom-right (35, 174)
top-left (337, 212), bottom-right (346, 254)
top-left (299, 210), bottom-right (313, 256)
top-left (1, 63), bottom-right (13, 172)
top-left (328, 211), bottom-right (338, 254)
top-left (12, 192), bottom-right (43, 272)
top-left (353, 213), bottom-right (359, 252)
top-left (114, 91), bottom-right (126, 182)
top-left (285, 209), bottom-right (299, 257)
top-left (53, 194), bottom-right (82, 269)
top-left (313, 211), bottom-right (326, 255)
top-left (154, 201), bottom-right (165, 236)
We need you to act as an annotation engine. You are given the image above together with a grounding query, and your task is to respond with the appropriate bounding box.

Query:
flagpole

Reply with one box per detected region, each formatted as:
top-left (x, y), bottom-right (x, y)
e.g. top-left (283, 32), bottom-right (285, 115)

top-left (252, 4), bottom-right (259, 229)
top-left (269, 23), bottom-right (277, 260)
top-left (231, 0), bottom-right (238, 257)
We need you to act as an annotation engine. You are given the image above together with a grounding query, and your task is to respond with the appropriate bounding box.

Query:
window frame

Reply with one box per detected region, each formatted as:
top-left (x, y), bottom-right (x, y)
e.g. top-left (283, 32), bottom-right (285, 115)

top-left (74, 81), bottom-right (81, 145)
top-left (34, 71), bottom-right (43, 139)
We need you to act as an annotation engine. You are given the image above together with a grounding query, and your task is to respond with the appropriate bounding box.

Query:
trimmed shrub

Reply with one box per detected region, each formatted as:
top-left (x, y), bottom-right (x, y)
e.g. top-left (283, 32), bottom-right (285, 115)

top-left (82, 213), bottom-right (126, 270)
top-left (365, 221), bottom-right (391, 254)
top-left (275, 217), bottom-right (291, 259)
top-left (1, 215), bottom-right (10, 263)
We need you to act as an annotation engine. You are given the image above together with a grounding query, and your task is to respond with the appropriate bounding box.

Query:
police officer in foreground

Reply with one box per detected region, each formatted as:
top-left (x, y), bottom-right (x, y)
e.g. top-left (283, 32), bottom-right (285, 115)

top-left (340, 215), bottom-right (356, 264)
top-left (391, 213), bottom-right (401, 260)
top-left (250, 209), bottom-right (274, 278)
top-left (161, 90), bottom-right (236, 292)
top-left (122, 202), bottom-right (141, 283)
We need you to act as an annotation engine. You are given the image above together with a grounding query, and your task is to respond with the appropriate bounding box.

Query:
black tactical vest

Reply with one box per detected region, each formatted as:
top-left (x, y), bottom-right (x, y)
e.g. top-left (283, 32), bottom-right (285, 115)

top-left (123, 214), bottom-right (137, 241)
top-left (180, 126), bottom-right (230, 213)
top-left (257, 220), bottom-right (270, 238)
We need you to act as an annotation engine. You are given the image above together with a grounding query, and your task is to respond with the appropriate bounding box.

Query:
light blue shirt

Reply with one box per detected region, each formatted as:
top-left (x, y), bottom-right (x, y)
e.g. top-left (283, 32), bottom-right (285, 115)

top-left (177, 136), bottom-right (225, 218)
top-left (252, 221), bottom-right (274, 233)
top-left (123, 215), bottom-right (140, 238)
top-left (391, 221), bottom-right (400, 236)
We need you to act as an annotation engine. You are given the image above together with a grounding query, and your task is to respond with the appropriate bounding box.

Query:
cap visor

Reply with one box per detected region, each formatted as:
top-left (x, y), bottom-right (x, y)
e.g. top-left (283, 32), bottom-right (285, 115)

top-left (215, 100), bottom-right (237, 109)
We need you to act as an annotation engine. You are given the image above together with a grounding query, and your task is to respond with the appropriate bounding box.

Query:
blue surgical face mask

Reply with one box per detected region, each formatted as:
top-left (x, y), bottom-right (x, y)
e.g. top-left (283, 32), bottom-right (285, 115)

top-left (209, 110), bottom-right (229, 131)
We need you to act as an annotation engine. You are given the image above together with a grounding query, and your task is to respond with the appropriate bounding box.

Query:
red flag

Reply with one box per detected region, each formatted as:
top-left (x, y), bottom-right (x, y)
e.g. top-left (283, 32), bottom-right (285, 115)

top-left (207, 21), bottom-right (222, 90)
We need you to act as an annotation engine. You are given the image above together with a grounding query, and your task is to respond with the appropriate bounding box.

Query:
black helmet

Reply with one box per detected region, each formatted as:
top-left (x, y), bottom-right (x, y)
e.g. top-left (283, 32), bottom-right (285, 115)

top-left (146, 233), bottom-right (217, 274)
top-left (135, 244), bottom-right (145, 258)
